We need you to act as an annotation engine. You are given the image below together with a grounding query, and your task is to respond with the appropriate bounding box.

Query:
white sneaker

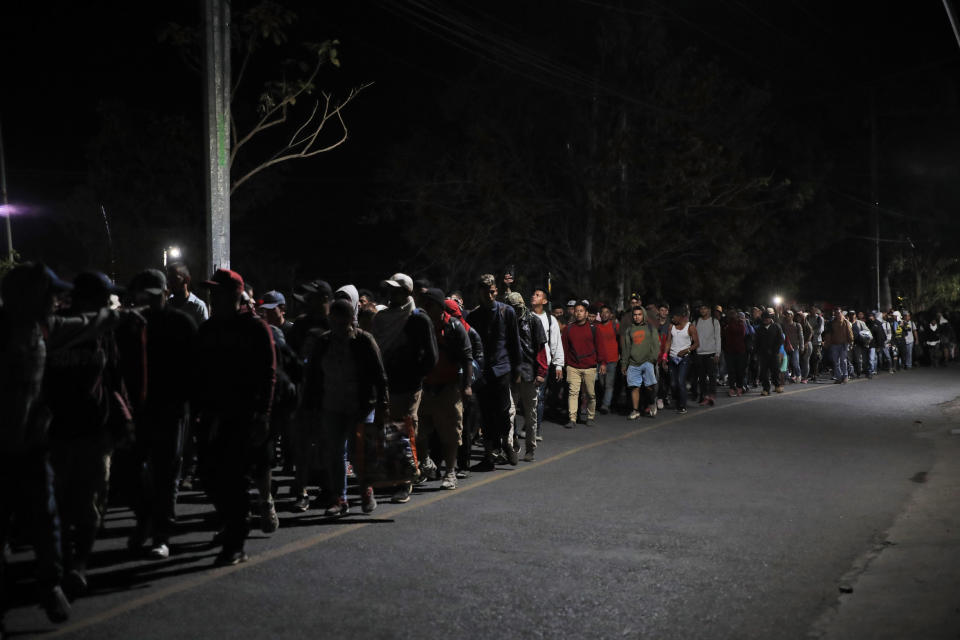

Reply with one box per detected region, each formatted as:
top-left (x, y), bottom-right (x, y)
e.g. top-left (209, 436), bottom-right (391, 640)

top-left (649, 404), bottom-right (658, 417)
top-left (148, 543), bottom-right (170, 560)
top-left (440, 472), bottom-right (457, 490)
top-left (656, 399), bottom-right (664, 410)
top-left (628, 410), bottom-right (640, 420)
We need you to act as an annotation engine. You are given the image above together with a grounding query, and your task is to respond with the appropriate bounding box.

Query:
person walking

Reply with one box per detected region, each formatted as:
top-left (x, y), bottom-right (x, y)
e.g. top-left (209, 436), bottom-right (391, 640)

top-left (694, 304), bottom-right (721, 406)
top-left (561, 302), bottom-right (601, 428)
top-left (372, 272), bottom-right (438, 502)
top-left (756, 309), bottom-right (784, 396)
top-left (467, 274), bottom-right (522, 470)
top-left (301, 298), bottom-right (388, 515)
top-left (620, 306), bottom-right (660, 419)
top-left (127, 269), bottom-right (198, 560)
top-left (194, 269), bottom-right (276, 566)
top-left (663, 306), bottom-right (698, 414)
top-left (417, 289), bottom-right (473, 487)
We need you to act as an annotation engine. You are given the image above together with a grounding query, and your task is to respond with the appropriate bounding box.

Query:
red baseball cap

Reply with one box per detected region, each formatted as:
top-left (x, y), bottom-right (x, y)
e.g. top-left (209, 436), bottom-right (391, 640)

top-left (201, 268), bottom-right (244, 291)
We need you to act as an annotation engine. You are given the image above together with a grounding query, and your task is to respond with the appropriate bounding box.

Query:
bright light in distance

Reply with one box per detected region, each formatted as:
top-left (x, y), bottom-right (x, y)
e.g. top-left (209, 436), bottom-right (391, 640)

top-left (167, 246), bottom-right (182, 260)
top-left (0, 204), bottom-right (22, 216)
top-left (773, 296), bottom-right (783, 306)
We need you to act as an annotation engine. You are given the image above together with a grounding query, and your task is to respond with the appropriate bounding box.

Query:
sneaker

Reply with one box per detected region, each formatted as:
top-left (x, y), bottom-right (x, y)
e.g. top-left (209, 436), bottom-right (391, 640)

top-left (649, 404), bottom-right (658, 417)
top-left (676, 408), bottom-right (687, 414)
top-left (214, 549), bottom-right (248, 567)
top-left (471, 457), bottom-right (496, 472)
top-left (362, 487), bottom-right (378, 513)
top-left (504, 443), bottom-right (519, 466)
top-left (728, 388), bottom-right (737, 397)
top-left (42, 585), bottom-right (71, 623)
top-left (564, 420), bottom-right (576, 429)
top-left (420, 458), bottom-right (439, 480)
top-left (598, 405), bottom-right (610, 415)
top-left (698, 398), bottom-right (709, 406)
top-left (761, 389), bottom-right (770, 396)
top-left (800, 378), bottom-right (808, 384)
top-left (707, 395), bottom-right (715, 406)
top-left (656, 399), bottom-right (664, 410)
top-left (346, 462), bottom-right (356, 479)
top-left (585, 419), bottom-right (595, 427)
top-left (493, 450), bottom-right (509, 465)
top-left (775, 386), bottom-right (784, 393)
top-left (324, 500), bottom-right (349, 517)
top-left (413, 472), bottom-right (429, 486)
top-left (440, 473), bottom-right (457, 490)
top-left (391, 484), bottom-right (413, 503)
top-left (628, 410), bottom-right (640, 420)
top-left (148, 543), bottom-right (170, 560)
top-left (456, 468), bottom-right (470, 479)
top-left (291, 494), bottom-right (310, 513)
top-left (522, 451), bottom-right (535, 462)
top-left (736, 387), bottom-right (744, 396)
top-left (536, 435), bottom-right (543, 442)
top-left (260, 501), bottom-right (279, 533)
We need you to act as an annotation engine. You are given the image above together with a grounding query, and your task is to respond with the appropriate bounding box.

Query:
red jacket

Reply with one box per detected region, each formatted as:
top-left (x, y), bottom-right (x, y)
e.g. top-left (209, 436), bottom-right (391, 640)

top-left (562, 322), bottom-right (599, 368)
top-left (595, 320), bottom-right (619, 364)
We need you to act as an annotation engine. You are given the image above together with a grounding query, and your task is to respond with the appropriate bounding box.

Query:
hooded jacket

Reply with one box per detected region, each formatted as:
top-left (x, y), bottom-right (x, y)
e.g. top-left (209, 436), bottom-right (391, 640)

top-left (620, 319), bottom-right (660, 368)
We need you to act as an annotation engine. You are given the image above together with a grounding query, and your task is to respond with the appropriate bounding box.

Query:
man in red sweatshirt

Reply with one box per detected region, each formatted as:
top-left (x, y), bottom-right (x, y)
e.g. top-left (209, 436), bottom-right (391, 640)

top-left (562, 302), bottom-right (601, 428)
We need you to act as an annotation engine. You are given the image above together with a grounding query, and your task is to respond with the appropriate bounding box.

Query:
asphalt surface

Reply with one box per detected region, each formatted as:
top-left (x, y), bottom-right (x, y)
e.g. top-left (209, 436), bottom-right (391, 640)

top-left (5, 366), bottom-right (960, 639)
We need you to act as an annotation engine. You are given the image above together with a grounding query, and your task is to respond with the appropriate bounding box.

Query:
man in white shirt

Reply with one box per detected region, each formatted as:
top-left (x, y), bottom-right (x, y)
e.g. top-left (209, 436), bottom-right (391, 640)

top-left (530, 287), bottom-right (564, 441)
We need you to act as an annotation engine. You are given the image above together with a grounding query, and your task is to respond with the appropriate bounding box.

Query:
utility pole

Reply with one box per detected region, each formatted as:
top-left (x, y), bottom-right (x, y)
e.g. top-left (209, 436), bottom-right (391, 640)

top-left (0, 117), bottom-right (13, 258)
top-left (203, 0), bottom-right (231, 276)
top-left (870, 90), bottom-right (881, 312)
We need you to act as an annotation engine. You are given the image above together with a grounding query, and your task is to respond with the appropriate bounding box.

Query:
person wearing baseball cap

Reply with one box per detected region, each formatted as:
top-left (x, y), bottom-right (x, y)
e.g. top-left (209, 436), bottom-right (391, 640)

top-left (194, 268), bottom-right (277, 566)
top-left (372, 271), bottom-right (438, 503)
top-left (0, 262), bottom-right (79, 625)
top-left (127, 269), bottom-right (198, 560)
top-left (287, 278), bottom-right (333, 360)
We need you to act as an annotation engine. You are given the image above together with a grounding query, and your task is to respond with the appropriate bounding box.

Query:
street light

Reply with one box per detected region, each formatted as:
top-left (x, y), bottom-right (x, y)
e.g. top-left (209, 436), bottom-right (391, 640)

top-left (773, 295), bottom-right (783, 307)
top-left (163, 245), bottom-right (182, 267)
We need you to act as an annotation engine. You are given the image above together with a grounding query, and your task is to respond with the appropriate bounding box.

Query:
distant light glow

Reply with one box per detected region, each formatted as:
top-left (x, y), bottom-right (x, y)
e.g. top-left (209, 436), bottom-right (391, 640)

top-left (168, 246), bottom-right (182, 260)
top-left (0, 204), bottom-right (24, 216)
top-left (773, 295), bottom-right (783, 306)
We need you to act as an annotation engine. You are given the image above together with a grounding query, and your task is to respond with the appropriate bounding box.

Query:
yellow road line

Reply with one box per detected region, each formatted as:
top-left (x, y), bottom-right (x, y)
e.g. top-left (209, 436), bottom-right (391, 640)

top-left (47, 379), bottom-right (847, 636)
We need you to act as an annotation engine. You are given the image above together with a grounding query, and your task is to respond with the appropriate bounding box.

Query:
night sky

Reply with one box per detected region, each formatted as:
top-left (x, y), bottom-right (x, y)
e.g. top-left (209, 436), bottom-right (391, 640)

top-left (2, 1), bottom-right (959, 309)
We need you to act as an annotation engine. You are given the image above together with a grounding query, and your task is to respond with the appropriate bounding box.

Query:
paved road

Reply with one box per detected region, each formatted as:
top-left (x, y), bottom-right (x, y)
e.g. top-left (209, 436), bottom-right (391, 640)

top-left (6, 367), bottom-right (960, 639)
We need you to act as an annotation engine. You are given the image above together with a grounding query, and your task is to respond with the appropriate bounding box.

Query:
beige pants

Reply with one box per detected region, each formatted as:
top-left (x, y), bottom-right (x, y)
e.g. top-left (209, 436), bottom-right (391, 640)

top-left (566, 366), bottom-right (597, 422)
top-left (510, 379), bottom-right (539, 452)
top-left (418, 383), bottom-right (464, 474)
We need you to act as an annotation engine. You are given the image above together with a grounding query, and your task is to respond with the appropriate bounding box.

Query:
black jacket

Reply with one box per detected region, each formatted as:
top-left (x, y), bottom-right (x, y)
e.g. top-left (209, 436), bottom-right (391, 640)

top-left (381, 311), bottom-right (438, 394)
top-left (755, 321), bottom-right (784, 357)
top-left (516, 310), bottom-right (547, 382)
top-left (302, 328), bottom-right (389, 420)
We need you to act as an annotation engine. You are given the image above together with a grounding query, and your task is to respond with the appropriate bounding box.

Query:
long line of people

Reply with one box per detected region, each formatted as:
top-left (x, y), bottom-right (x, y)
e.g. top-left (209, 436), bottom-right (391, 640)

top-left (0, 261), bottom-right (956, 635)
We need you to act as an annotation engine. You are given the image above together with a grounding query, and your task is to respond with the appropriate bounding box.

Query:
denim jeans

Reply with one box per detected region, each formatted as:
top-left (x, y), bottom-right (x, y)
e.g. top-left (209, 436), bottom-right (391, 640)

top-left (800, 342), bottom-right (812, 379)
top-left (786, 349), bottom-right (801, 379)
top-left (669, 356), bottom-right (692, 409)
top-left (598, 361), bottom-right (617, 410)
top-left (868, 347), bottom-right (877, 375)
top-left (830, 344), bottom-right (850, 379)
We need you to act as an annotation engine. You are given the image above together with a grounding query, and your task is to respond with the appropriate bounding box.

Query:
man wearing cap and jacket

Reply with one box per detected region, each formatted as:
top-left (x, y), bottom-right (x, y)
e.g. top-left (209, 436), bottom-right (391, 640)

top-left (756, 310), bottom-right (784, 395)
top-left (504, 291), bottom-right (547, 462)
top-left (194, 269), bottom-right (276, 566)
top-left (417, 288), bottom-right (473, 488)
top-left (127, 269), bottom-right (198, 561)
top-left (372, 272), bottom-right (438, 502)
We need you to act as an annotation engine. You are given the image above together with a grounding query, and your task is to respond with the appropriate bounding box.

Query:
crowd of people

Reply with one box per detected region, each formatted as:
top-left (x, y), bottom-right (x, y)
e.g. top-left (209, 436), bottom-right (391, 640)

top-left (0, 261), bottom-right (956, 633)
